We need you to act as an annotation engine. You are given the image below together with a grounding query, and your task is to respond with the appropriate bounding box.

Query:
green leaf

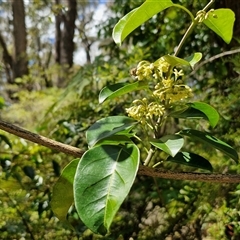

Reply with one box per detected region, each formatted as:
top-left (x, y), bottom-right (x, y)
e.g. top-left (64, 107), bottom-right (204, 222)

top-left (184, 52), bottom-right (202, 68)
top-left (167, 152), bottom-right (213, 171)
top-left (170, 102), bottom-right (219, 128)
top-left (179, 129), bottom-right (238, 162)
top-left (99, 81), bottom-right (148, 104)
top-left (51, 159), bottom-right (79, 221)
top-left (74, 144), bottom-right (140, 235)
top-left (112, 0), bottom-right (174, 45)
top-left (150, 135), bottom-right (184, 157)
top-left (203, 9), bottom-right (235, 44)
top-left (86, 116), bottom-right (137, 148)
top-left (161, 55), bottom-right (190, 66)
top-left (0, 134), bottom-right (12, 148)
top-left (94, 134), bottom-right (134, 146)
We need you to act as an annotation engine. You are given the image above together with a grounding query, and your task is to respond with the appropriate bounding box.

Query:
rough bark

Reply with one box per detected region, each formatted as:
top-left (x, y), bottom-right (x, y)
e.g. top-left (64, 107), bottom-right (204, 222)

top-left (11, 0), bottom-right (28, 80)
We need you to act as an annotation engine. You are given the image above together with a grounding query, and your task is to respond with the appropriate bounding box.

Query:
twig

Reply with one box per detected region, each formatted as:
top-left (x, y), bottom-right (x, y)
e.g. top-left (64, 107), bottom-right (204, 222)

top-left (0, 119), bottom-right (84, 158)
top-left (138, 166), bottom-right (240, 183)
top-left (0, 119), bottom-right (240, 183)
top-left (189, 48), bottom-right (240, 77)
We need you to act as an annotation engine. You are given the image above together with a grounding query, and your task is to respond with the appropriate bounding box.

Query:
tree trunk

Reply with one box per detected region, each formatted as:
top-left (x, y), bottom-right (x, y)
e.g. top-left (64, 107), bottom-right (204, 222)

top-left (61, 0), bottom-right (77, 67)
top-left (54, 0), bottom-right (77, 86)
top-left (11, 0), bottom-right (28, 80)
top-left (0, 33), bottom-right (13, 83)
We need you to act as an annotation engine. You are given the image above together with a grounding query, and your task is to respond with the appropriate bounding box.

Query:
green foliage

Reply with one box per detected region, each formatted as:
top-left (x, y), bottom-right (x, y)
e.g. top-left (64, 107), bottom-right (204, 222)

top-left (170, 101), bottom-right (219, 128)
top-left (57, 1), bottom-right (238, 235)
top-left (51, 159), bottom-right (79, 222)
top-left (74, 144), bottom-right (140, 235)
top-left (1, 0), bottom-right (240, 239)
top-left (112, 0), bottom-right (174, 45)
top-left (167, 152), bottom-right (213, 171)
top-left (179, 129), bottom-right (238, 162)
top-left (150, 135), bottom-right (184, 157)
top-left (203, 9), bottom-right (235, 44)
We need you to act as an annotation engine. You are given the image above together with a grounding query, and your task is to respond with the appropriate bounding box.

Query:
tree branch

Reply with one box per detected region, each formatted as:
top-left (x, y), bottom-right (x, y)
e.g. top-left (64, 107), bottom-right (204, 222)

top-left (189, 48), bottom-right (240, 76)
top-left (0, 119), bottom-right (240, 183)
top-left (0, 119), bottom-right (84, 158)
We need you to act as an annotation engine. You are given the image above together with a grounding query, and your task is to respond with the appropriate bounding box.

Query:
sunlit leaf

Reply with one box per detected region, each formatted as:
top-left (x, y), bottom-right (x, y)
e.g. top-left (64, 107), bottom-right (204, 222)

top-left (150, 135), bottom-right (184, 157)
top-left (86, 116), bottom-right (137, 148)
top-left (51, 159), bottom-right (79, 221)
top-left (179, 129), bottom-right (238, 162)
top-left (112, 0), bottom-right (174, 45)
top-left (99, 81), bottom-right (148, 104)
top-left (74, 144), bottom-right (140, 235)
top-left (170, 102), bottom-right (219, 128)
top-left (167, 152), bottom-right (213, 171)
top-left (203, 9), bottom-right (235, 44)
top-left (161, 55), bottom-right (190, 66)
top-left (184, 52), bottom-right (202, 68)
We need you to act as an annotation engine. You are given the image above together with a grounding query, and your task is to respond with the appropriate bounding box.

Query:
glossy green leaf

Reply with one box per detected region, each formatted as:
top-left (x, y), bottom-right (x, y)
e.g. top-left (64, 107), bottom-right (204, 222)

top-left (179, 129), bottom-right (238, 162)
top-left (51, 159), bottom-right (79, 221)
top-left (203, 9), bottom-right (235, 44)
top-left (86, 116), bottom-right (137, 148)
top-left (161, 55), bottom-right (190, 66)
top-left (170, 102), bottom-right (219, 127)
top-left (94, 134), bottom-right (134, 146)
top-left (184, 52), bottom-right (202, 68)
top-left (99, 81), bottom-right (148, 104)
top-left (167, 152), bottom-right (213, 171)
top-left (112, 0), bottom-right (174, 45)
top-left (150, 135), bottom-right (184, 157)
top-left (74, 144), bottom-right (140, 235)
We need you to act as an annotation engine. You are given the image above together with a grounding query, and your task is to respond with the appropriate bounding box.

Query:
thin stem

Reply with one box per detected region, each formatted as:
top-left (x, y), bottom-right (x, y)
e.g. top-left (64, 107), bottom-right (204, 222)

top-left (174, 0), bottom-right (215, 57)
top-left (172, 4), bottom-right (195, 21)
top-left (202, 0), bottom-right (215, 12)
top-left (144, 147), bottom-right (155, 166)
top-left (174, 21), bottom-right (197, 57)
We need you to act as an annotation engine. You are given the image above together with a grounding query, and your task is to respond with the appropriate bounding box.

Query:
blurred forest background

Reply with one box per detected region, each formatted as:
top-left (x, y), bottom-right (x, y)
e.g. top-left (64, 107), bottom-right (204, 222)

top-left (0, 0), bottom-right (240, 239)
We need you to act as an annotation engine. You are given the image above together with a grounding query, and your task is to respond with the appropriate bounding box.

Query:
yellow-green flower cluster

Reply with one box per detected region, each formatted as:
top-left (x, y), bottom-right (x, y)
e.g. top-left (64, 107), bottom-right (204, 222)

top-left (126, 98), bottom-right (165, 124)
top-left (127, 57), bottom-right (193, 123)
top-left (134, 58), bottom-right (171, 81)
top-left (153, 84), bottom-right (193, 104)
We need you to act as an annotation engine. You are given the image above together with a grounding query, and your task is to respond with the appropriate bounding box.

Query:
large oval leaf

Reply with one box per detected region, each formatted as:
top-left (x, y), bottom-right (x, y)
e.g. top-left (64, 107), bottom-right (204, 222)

top-left (74, 144), bottom-right (140, 235)
top-left (99, 81), bottom-right (148, 104)
top-left (51, 159), bottom-right (79, 221)
top-left (170, 102), bottom-right (219, 128)
top-left (167, 152), bottom-right (213, 172)
top-left (150, 135), bottom-right (184, 157)
top-left (112, 0), bottom-right (174, 45)
top-left (86, 116), bottom-right (137, 148)
top-left (179, 129), bottom-right (238, 162)
top-left (203, 9), bottom-right (235, 44)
